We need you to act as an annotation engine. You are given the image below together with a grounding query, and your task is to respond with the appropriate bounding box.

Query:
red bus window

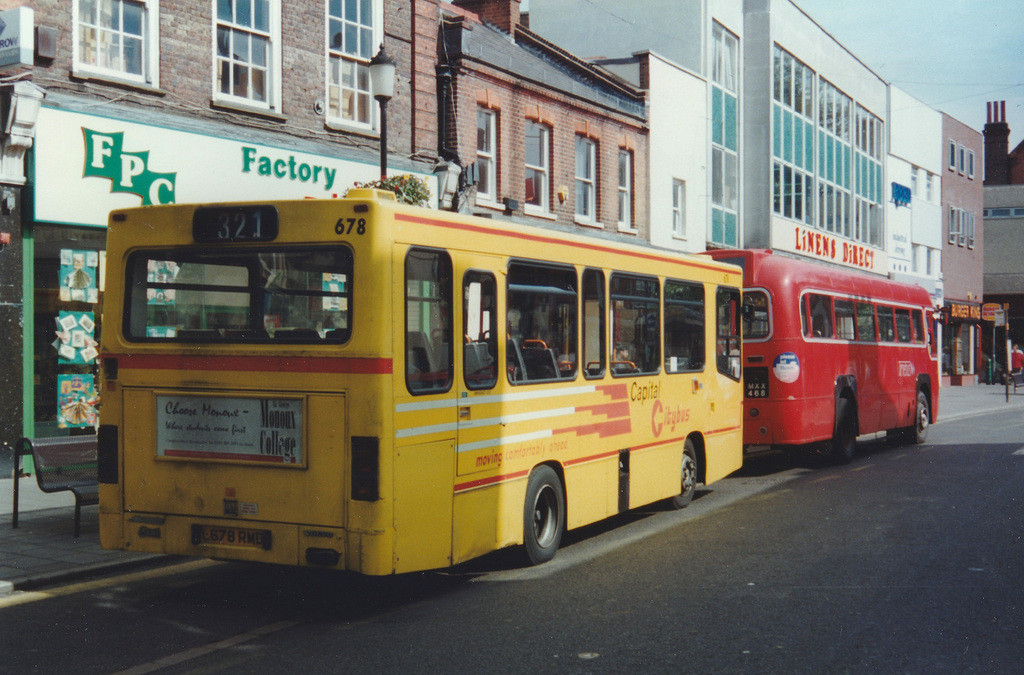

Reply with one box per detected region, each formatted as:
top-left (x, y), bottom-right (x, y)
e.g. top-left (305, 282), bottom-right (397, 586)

top-left (834, 299), bottom-right (856, 340)
top-left (856, 302), bottom-right (876, 341)
top-left (912, 309), bottom-right (926, 344)
top-left (741, 290), bottom-right (770, 339)
top-left (894, 308), bottom-right (913, 343)
top-left (877, 305), bottom-right (896, 342)
top-left (803, 293), bottom-right (834, 339)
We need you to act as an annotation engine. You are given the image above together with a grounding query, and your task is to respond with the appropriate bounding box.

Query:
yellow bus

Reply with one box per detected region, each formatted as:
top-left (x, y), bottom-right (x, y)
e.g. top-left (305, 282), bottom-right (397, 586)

top-left (98, 190), bottom-right (743, 574)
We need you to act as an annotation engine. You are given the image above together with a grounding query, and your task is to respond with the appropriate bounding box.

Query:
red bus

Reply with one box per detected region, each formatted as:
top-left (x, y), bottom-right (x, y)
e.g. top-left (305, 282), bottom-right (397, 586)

top-left (704, 249), bottom-right (938, 463)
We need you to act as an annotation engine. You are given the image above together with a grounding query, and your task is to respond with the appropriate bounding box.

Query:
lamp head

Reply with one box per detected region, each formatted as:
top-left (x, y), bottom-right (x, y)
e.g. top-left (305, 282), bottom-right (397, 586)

top-left (369, 44), bottom-right (396, 101)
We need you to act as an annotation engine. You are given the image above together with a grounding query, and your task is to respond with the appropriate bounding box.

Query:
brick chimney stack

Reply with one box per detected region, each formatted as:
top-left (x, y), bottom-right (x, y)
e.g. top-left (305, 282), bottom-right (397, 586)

top-left (452, 0), bottom-right (521, 34)
top-left (984, 100), bottom-right (1010, 185)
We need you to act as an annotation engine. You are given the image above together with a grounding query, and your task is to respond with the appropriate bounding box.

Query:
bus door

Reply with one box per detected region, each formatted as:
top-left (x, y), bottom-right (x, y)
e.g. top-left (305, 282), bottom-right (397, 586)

top-left (394, 245), bottom-right (457, 572)
top-left (707, 284), bottom-right (744, 482)
top-left (452, 259), bottom-right (504, 562)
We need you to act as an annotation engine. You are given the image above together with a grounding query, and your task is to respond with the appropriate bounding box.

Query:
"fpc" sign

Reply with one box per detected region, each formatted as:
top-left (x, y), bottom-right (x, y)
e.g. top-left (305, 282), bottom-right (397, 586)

top-left (82, 128), bottom-right (177, 205)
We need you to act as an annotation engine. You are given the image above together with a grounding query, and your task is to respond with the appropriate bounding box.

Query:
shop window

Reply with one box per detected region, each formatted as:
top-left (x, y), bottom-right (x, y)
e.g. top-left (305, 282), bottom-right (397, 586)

top-left (32, 225), bottom-right (107, 435)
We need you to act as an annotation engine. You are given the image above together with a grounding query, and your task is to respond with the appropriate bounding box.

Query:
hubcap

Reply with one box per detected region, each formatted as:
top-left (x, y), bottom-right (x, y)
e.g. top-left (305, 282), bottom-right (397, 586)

top-left (533, 486), bottom-right (557, 547)
top-left (681, 454), bottom-right (696, 494)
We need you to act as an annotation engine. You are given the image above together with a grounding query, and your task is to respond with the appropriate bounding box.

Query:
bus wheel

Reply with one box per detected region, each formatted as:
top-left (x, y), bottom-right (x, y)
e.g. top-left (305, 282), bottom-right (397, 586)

top-left (670, 439), bottom-right (698, 509)
top-left (830, 398), bottom-right (857, 464)
top-left (523, 465), bottom-right (565, 565)
top-left (911, 392), bottom-right (929, 444)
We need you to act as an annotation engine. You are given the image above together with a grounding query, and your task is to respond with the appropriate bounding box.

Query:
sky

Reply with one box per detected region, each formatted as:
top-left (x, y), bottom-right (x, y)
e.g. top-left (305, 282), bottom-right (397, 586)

top-left (522, 0), bottom-right (1024, 148)
top-left (796, 0), bottom-right (1024, 148)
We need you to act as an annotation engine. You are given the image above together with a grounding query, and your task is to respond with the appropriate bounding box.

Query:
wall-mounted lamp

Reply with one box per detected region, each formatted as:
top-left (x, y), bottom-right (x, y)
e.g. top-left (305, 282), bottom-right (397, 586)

top-left (369, 44), bottom-right (397, 181)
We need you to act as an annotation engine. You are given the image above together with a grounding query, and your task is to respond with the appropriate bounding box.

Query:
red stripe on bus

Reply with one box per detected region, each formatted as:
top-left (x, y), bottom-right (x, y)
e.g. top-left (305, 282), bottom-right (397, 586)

top-left (454, 469), bottom-right (530, 493)
top-left (705, 425), bottom-right (742, 436)
top-left (395, 213), bottom-right (732, 273)
top-left (564, 449), bottom-right (620, 467)
top-left (105, 353), bottom-right (393, 374)
top-left (576, 401), bottom-right (631, 418)
top-left (596, 383), bottom-right (630, 399)
top-left (553, 418), bottom-right (632, 439)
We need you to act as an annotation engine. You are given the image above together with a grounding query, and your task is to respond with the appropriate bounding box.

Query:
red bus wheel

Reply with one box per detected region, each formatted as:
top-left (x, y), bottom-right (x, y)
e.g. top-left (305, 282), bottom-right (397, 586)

top-left (912, 392), bottom-right (929, 444)
top-left (830, 398), bottom-right (857, 464)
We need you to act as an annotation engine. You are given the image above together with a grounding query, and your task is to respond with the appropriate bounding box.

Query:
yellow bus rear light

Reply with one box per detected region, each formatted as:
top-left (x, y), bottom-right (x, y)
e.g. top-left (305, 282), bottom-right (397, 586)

top-left (351, 436), bottom-right (380, 501)
top-left (98, 424), bottom-right (119, 484)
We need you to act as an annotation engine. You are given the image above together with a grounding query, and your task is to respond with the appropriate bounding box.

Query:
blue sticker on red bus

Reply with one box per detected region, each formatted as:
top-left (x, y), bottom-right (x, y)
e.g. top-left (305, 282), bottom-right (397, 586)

top-left (772, 352), bottom-right (800, 384)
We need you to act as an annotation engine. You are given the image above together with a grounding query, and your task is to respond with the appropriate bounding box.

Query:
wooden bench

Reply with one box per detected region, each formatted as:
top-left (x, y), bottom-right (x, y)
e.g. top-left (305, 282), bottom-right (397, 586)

top-left (11, 436), bottom-right (99, 537)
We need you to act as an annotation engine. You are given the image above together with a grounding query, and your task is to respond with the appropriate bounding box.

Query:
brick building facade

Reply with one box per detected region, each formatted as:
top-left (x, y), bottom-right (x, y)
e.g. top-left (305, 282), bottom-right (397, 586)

top-left (940, 113), bottom-right (984, 384)
top-left (441, 0), bottom-right (649, 237)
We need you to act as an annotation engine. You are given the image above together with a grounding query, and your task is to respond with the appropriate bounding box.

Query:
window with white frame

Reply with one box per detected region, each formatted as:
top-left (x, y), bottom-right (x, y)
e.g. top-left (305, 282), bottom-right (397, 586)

top-left (710, 22), bottom-right (739, 247)
top-left (672, 179), bottom-right (686, 238)
top-left (853, 104), bottom-right (883, 248)
top-left (476, 108), bottom-right (498, 202)
top-left (958, 145), bottom-right (966, 174)
top-left (966, 211), bottom-right (975, 248)
top-left (525, 121), bottom-right (551, 212)
top-left (818, 79), bottom-right (854, 239)
top-left (617, 150), bottom-right (633, 229)
top-left (948, 140), bottom-right (956, 170)
top-left (772, 46), bottom-right (815, 227)
top-left (214, 0), bottom-right (280, 110)
top-left (968, 150), bottom-right (975, 179)
top-left (575, 136), bottom-right (596, 222)
top-left (74, 0), bottom-right (159, 86)
top-left (327, 0), bottom-right (380, 127)
top-left (948, 206), bottom-right (961, 244)
top-left (925, 172), bottom-right (933, 201)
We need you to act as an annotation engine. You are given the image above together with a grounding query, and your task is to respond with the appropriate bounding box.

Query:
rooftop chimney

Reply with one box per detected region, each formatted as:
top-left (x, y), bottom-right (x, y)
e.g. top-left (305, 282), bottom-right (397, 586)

top-left (452, 0), bottom-right (521, 34)
top-left (984, 100), bottom-right (1010, 185)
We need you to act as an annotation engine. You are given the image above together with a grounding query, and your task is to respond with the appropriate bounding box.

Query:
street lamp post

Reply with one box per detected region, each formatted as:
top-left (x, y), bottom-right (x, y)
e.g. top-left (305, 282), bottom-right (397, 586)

top-left (369, 44), bottom-right (396, 182)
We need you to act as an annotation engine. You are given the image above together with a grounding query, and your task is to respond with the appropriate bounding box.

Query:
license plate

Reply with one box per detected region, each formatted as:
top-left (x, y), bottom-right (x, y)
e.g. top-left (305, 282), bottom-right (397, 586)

top-left (191, 524), bottom-right (272, 550)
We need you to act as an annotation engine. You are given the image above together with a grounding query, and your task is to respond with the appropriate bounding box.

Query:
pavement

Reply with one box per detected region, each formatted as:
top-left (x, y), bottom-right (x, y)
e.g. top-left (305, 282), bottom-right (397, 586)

top-left (2, 382), bottom-right (1023, 597)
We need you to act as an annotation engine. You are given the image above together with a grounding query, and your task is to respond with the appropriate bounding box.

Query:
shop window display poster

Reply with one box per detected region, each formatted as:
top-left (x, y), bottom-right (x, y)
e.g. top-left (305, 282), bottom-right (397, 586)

top-left (55, 311), bottom-right (98, 364)
top-left (59, 249), bottom-right (99, 303)
top-left (57, 373), bottom-right (99, 429)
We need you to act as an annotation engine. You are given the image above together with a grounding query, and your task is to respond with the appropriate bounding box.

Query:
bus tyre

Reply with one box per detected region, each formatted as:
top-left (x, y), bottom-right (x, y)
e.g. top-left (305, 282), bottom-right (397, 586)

top-left (830, 398), bottom-right (857, 464)
top-left (670, 439), bottom-right (698, 509)
top-left (911, 391), bottom-right (929, 444)
top-left (523, 465), bottom-right (565, 566)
